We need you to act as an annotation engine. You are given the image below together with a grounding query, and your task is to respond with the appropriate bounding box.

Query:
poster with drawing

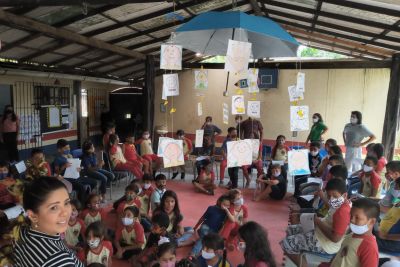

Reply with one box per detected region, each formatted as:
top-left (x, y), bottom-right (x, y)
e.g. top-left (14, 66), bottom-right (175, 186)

top-left (197, 102), bottom-right (203, 116)
top-left (163, 73), bottom-right (179, 97)
top-left (224, 40), bottom-right (252, 73)
top-left (296, 72), bottom-right (305, 92)
top-left (48, 107), bottom-right (61, 128)
top-left (290, 105), bottom-right (309, 131)
top-left (247, 101), bottom-right (260, 118)
top-left (195, 129), bottom-right (204, 148)
top-left (288, 85), bottom-right (304, 102)
top-left (227, 139), bottom-right (253, 167)
top-left (194, 69), bottom-right (208, 90)
top-left (160, 44), bottom-right (182, 70)
top-left (288, 149), bottom-right (311, 176)
top-left (232, 95), bottom-right (245, 115)
top-left (157, 137), bottom-right (173, 156)
top-left (223, 103), bottom-right (229, 124)
top-left (248, 68), bottom-right (259, 93)
top-left (247, 139), bottom-right (260, 160)
top-left (158, 138), bottom-right (184, 168)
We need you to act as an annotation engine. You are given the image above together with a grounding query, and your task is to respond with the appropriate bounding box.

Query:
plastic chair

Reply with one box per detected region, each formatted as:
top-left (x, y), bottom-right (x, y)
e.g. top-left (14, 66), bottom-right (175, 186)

top-left (102, 151), bottom-right (132, 199)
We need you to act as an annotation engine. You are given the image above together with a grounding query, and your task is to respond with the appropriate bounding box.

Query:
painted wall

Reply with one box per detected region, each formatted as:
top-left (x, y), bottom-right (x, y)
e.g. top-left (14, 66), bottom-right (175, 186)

top-left (154, 68), bottom-right (390, 146)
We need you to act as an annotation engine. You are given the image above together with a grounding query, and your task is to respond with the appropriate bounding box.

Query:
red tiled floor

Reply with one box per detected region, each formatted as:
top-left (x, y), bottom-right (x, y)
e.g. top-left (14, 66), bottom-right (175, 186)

top-left (106, 180), bottom-right (289, 266)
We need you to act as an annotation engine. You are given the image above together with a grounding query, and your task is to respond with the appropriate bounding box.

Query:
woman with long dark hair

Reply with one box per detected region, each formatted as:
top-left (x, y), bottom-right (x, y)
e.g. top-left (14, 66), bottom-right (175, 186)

top-left (305, 113), bottom-right (328, 144)
top-left (238, 221), bottom-right (276, 267)
top-left (1, 105), bottom-right (19, 162)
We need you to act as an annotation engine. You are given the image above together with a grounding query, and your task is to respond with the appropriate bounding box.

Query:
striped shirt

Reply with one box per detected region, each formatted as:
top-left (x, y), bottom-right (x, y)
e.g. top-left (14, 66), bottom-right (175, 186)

top-left (13, 227), bottom-right (84, 267)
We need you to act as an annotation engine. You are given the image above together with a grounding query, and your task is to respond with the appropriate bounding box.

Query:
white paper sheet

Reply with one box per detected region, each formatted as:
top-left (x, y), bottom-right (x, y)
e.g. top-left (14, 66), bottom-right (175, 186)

top-left (290, 105), bottom-right (309, 131)
top-left (4, 205), bottom-right (25, 220)
top-left (288, 85), bottom-right (304, 102)
top-left (232, 95), bottom-right (245, 115)
top-left (224, 40), bottom-right (252, 73)
top-left (194, 69), bottom-right (208, 90)
top-left (158, 139), bottom-right (184, 168)
top-left (48, 107), bottom-right (61, 127)
top-left (247, 100), bottom-right (260, 118)
top-left (14, 161), bottom-right (26, 174)
top-left (160, 44), bottom-right (182, 70)
top-left (296, 72), bottom-right (305, 92)
top-left (163, 73), bottom-right (179, 97)
top-left (307, 177), bottom-right (323, 184)
top-left (223, 103), bottom-right (229, 124)
top-left (288, 149), bottom-right (311, 176)
top-left (64, 158), bottom-right (81, 179)
top-left (197, 102), bottom-right (203, 116)
top-left (195, 129), bottom-right (204, 148)
top-left (157, 137), bottom-right (174, 156)
top-left (300, 213), bottom-right (315, 233)
top-left (272, 160), bottom-right (285, 166)
top-left (248, 68), bottom-right (259, 93)
top-left (227, 139), bottom-right (253, 168)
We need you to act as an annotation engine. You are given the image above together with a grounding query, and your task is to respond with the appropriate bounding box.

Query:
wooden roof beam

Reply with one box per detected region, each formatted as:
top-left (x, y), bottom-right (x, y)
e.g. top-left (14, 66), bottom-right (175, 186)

top-left (0, 0), bottom-right (161, 6)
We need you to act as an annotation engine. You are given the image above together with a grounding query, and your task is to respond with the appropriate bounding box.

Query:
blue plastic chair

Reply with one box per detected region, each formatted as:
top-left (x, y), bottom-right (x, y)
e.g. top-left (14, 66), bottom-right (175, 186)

top-left (319, 148), bottom-right (328, 158)
top-left (262, 145), bottom-right (272, 160)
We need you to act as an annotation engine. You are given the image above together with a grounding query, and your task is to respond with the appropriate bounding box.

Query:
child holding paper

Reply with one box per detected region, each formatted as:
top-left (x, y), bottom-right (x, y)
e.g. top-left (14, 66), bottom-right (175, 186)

top-left (358, 156), bottom-right (382, 198)
top-left (171, 129), bottom-right (192, 180)
top-left (221, 127), bottom-right (240, 189)
top-left (254, 164), bottom-right (287, 201)
top-left (281, 179), bottom-right (351, 267)
top-left (271, 135), bottom-right (290, 163)
top-left (309, 141), bottom-right (322, 177)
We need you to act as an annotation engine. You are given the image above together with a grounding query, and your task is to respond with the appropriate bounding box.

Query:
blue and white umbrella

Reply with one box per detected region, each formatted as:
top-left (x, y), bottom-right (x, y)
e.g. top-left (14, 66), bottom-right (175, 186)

top-left (171, 11), bottom-right (299, 59)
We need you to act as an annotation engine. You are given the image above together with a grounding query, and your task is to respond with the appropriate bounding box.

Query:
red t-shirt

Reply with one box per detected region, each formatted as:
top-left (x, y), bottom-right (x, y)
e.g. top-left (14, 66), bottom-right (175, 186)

top-left (376, 157), bottom-right (387, 173)
top-left (332, 201), bottom-right (351, 236)
top-left (228, 204), bottom-right (249, 224)
top-left (360, 171), bottom-right (381, 190)
top-left (80, 208), bottom-right (107, 226)
top-left (198, 170), bottom-right (215, 184)
top-left (123, 143), bottom-right (138, 162)
top-left (115, 221), bottom-right (145, 245)
top-left (116, 198), bottom-right (142, 215)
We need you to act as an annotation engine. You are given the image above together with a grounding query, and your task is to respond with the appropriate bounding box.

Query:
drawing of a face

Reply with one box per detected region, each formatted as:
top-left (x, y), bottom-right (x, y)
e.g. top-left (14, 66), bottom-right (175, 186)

top-left (291, 151), bottom-right (308, 169)
top-left (234, 97), bottom-right (245, 113)
top-left (166, 76), bottom-right (177, 91)
top-left (163, 45), bottom-right (181, 65)
top-left (164, 143), bottom-right (182, 162)
top-left (248, 102), bottom-right (259, 116)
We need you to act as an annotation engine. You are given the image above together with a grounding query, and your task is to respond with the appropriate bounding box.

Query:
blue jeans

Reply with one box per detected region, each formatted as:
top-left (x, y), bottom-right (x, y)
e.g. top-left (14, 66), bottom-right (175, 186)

top-left (140, 217), bottom-right (152, 232)
top-left (85, 169), bottom-right (114, 194)
top-left (191, 224), bottom-right (213, 256)
top-left (177, 227), bottom-right (194, 246)
top-left (376, 235), bottom-right (400, 253)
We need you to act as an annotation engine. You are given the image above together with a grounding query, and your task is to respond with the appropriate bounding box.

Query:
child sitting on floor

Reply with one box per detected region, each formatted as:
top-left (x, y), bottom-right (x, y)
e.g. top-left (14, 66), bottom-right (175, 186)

top-left (0, 161), bottom-right (19, 210)
top-left (139, 174), bottom-right (154, 231)
top-left (79, 221), bottom-right (112, 267)
top-left (151, 241), bottom-right (177, 267)
top-left (150, 174), bottom-right (167, 211)
top-left (115, 206), bottom-right (146, 260)
top-left (380, 161), bottom-right (400, 212)
top-left (193, 160), bottom-right (217, 195)
top-left (319, 198), bottom-right (379, 267)
top-left (254, 163), bottom-right (287, 201)
top-left (271, 135), bottom-right (290, 163)
top-left (171, 129), bottom-right (192, 180)
top-left (309, 141), bottom-right (322, 177)
top-left (65, 199), bottom-right (86, 252)
top-left (220, 189), bottom-right (248, 250)
top-left (358, 156), bottom-right (382, 198)
top-left (123, 132), bottom-right (150, 174)
top-left (191, 194), bottom-right (231, 256)
top-left (80, 193), bottom-right (107, 227)
top-left (281, 179), bottom-right (351, 267)
top-left (197, 233), bottom-right (231, 267)
top-left (116, 184), bottom-right (142, 218)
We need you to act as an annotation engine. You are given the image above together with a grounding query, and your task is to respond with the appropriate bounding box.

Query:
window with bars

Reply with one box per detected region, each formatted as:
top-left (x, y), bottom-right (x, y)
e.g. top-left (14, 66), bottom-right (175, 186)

top-left (34, 85), bottom-right (70, 106)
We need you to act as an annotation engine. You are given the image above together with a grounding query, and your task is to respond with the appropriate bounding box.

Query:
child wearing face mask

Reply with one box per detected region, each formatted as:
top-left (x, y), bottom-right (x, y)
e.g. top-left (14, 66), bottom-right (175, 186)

top-left (139, 174), bottom-right (155, 232)
top-left (79, 221), bottom-right (113, 267)
top-left (116, 184), bottom-right (142, 218)
top-left (81, 193), bottom-right (108, 227)
top-left (136, 130), bottom-right (161, 172)
top-left (271, 135), bottom-right (290, 163)
top-left (254, 164), bottom-right (287, 201)
top-left (319, 198), bottom-right (379, 267)
top-left (152, 242), bottom-right (177, 267)
top-left (358, 156), bottom-right (382, 198)
top-left (220, 189), bottom-right (248, 250)
top-left (380, 161), bottom-right (400, 212)
top-left (65, 199), bottom-right (86, 252)
top-left (151, 174), bottom-right (167, 212)
top-left (171, 129), bottom-right (192, 180)
top-left (197, 233), bottom-right (231, 267)
top-left (281, 179), bottom-right (351, 267)
top-left (123, 132), bottom-right (150, 175)
top-left (309, 141), bottom-right (322, 177)
top-left (0, 161), bottom-right (19, 210)
top-left (221, 127), bottom-right (240, 189)
top-left (115, 206), bottom-right (146, 260)
top-left (193, 160), bottom-right (217, 195)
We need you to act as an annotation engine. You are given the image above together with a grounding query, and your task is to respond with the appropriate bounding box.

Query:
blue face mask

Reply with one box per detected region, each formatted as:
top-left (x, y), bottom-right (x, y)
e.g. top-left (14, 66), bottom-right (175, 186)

top-left (63, 150), bottom-right (70, 155)
top-left (0, 173), bottom-right (8, 180)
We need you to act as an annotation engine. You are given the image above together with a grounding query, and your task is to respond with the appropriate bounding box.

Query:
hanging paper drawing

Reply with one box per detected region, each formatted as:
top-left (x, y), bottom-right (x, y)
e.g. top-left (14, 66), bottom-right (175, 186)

top-left (224, 40), bottom-right (252, 73)
top-left (160, 44), bottom-right (182, 70)
top-left (296, 72), bottom-right (305, 92)
top-left (288, 149), bottom-right (311, 176)
top-left (288, 85), bottom-right (304, 102)
top-left (158, 138), bottom-right (184, 168)
top-left (195, 129), bottom-right (204, 148)
top-left (227, 139), bottom-right (253, 167)
top-left (232, 95), bottom-right (245, 115)
top-left (290, 106), bottom-right (309, 131)
top-left (247, 101), bottom-right (260, 118)
top-left (194, 69), bottom-right (208, 90)
top-left (248, 68), bottom-right (259, 93)
top-left (223, 103), bottom-right (229, 124)
top-left (163, 73), bottom-right (179, 97)
top-left (197, 102), bottom-right (203, 116)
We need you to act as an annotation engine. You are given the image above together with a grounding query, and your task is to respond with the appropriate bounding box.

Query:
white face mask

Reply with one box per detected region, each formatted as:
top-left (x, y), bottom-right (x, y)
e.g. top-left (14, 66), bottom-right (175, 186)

top-left (350, 118), bottom-right (358, 124)
top-left (363, 165), bottom-right (374, 173)
top-left (121, 217), bottom-right (134, 226)
top-left (88, 238), bottom-right (101, 249)
top-left (238, 242), bottom-right (246, 252)
top-left (234, 197), bottom-right (244, 206)
top-left (310, 151), bottom-right (319, 157)
top-left (272, 172), bottom-right (281, 178)
top-left (143, 183), bottom-right (151, 190)
top-left (350, 223), bottom-right (369, 235)
top-left (312, 118), bottom-right (319, 123)
top-left (201, 250), bottom-right (216, 260)
top-left (329, 195), bottom-right (345, 209)
top-left (327, 164), bottom-right (332, 170)
top-left (392, 189), bottom-right (400, 198)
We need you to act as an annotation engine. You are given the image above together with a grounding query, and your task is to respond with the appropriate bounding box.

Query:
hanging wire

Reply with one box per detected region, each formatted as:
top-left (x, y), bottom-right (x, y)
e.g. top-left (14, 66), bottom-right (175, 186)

top-left (82, 2), bottom-right (88, 15)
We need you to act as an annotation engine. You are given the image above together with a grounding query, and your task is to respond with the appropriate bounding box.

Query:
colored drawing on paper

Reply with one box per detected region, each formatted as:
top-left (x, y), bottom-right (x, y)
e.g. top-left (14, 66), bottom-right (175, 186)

top-left (248, 68), bottom-right (259, 93)
top-left (247, 101), bottom-right (260, 118)
top-left (288, 149), bottom-right (311, 176)
top-left (194, 69), bottom-right (208, 90)
top-left (197, 102), bottom-right (203, 116)
top-left (227, 139), bottom-right (253, 167)
top-left (224, 40), bottom-right (252, 73)
top-left (195, 129), bottom-right (204, 148)
top-left (296, 72), bottom-right (305, 92)
top-left (163, 73), bottom-right (179, 97)
top-left (158, 138), bottom-right (184, 168)
top-left (288, 85), bottom-right (304, 102)
top-left (232, 95), bottom-right (245, 115)
top-left (246, 139), bottom-right (260, 160)
top-left (223, 103), bottom-right (229, 125)
top-left (160, 44), bottom-right (182, 70)
top-left (290, 105), bottom-right (309, 131)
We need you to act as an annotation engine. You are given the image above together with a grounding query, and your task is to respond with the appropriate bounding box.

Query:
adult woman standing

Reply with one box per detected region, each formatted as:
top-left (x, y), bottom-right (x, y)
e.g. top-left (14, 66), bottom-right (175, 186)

top-left (343, 111), bottom-right (376, 172)
top-left (305, 113), bottom-right (328, 144)
top-left (13, 177), bottom-right (84, 267)
top-left (1, 105), bottom-right (20, 162)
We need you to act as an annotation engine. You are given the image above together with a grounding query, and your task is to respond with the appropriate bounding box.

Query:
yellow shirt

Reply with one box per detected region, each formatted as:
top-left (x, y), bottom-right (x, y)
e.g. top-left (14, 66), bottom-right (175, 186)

top-left (65, 219), bottom-right (84, 247)
top-left (379, 206), bottom-right (400, 234)
top-left (140, 139), bottom-right (153, 155)
top-left (274, 147), bottom-right (287, 161)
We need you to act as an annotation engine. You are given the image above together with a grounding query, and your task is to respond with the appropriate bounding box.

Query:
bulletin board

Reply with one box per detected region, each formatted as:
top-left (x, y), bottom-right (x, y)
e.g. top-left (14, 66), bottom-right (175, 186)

top-left (39, 105), bottom-right (70, 133)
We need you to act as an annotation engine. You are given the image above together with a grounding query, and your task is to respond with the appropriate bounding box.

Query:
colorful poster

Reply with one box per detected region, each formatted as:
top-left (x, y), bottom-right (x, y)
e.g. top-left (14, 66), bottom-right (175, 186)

top-left (248, 68), bottom-right (259, 93)
top-left (247, 101), bottom-right (260, 118)
top-left (163, 73), bottom-right (179, 97)
top-left (195, 129), bottom-right (204, 148)
top-left (290, 105), bottom-right (309, 131)
top-left (227, 139), bottom-right (253, 168)
top-left (194, 69), bottom-right (208, 90)
top-left (224, 40), bottom-right (252, 73)
top-left (223, 103), bottom-right (229, 124)
top-left (232, 95), bottom-right (245, 115)
top-left (288, 149), bottom-right (311, 176)
top-left (197, 102), bottom-right (203, 116)
top-left (158, 139), bottom-right (184, 168)
top-left (160, 44), bottom-right (182, 70)
top-left (296, 72), bottom-right (305, 92)
top-left (288, 85), bottom-right (304, 102)
top-left (157, 137), bottom-right (173, 156)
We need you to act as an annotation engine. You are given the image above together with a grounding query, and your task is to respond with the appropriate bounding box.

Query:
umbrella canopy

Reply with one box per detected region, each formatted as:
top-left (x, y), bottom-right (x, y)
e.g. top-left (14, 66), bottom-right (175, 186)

top-left (171, 11), bottom-right (299, 59)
